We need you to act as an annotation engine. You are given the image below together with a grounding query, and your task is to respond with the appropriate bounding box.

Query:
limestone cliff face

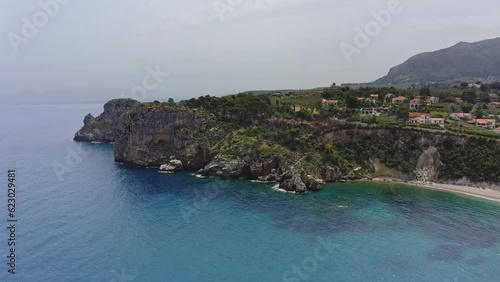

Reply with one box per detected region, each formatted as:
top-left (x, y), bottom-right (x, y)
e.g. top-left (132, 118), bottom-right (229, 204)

top-left (321, 128), bottom-right (493, 183)
top-left (113, 105), bottom-right (219, 169)
top-left (75, 100), bottom-right (500, 189)
top-left (74, 99), bottom-right (140, 142)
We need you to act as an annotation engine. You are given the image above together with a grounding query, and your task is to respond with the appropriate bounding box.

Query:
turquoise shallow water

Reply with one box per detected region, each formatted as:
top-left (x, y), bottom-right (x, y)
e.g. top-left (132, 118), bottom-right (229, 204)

top-left (0, 104), bottom-right (499, 281)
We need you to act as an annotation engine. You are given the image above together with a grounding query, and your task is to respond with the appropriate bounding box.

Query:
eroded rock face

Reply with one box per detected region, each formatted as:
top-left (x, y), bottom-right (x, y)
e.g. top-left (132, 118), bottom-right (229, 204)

top-left (277, 170), bottom-right (320, 193)
top-left (415, 146), bottom-right (442, 182)
top-left (74, 99), bottom-right (140, 142)
top-left (114, 106), bottom-right (216, 169)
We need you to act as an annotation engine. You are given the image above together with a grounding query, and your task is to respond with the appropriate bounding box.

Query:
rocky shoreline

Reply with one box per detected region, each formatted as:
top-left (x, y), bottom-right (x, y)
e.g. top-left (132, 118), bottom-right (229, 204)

top-left (75, 98), bottom-right (500, 194)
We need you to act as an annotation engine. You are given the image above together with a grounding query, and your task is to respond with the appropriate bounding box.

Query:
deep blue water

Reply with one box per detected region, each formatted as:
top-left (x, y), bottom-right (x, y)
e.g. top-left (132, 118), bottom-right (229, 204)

top-left (0, 104), bottom-right (500, 282)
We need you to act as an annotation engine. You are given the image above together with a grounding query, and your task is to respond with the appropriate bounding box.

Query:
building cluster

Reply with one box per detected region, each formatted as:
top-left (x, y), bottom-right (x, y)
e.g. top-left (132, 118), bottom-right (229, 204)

top-left (321, 92), bottom-right (499, 133)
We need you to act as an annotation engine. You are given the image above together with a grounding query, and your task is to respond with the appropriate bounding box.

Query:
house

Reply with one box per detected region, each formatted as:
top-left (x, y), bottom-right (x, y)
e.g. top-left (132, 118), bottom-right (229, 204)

top-left (470, 119), bottom-right (496, 129)
top-left (370, 94), bottom-right (379, 100)
top-left (385, 93), bottom-right (395, 100)
top-left (322, 99), bottom-right (339, 107)
top-left (392, 96), bottom-right (407, 104)
top-left (495, 127), bottom-right (500, 134)
top-left (329, 83), bottom-right (340, 90)
top-left (430, 118), bottom-right (445, 125)
top-left (410, 115), bottom-right (430, 124)
top-left (410, 98), bottom-right (424, 111)
top-left (455, 97), bottom-right (463, 103)
top-left (357, 97), bottom-right (365, 101)
top-left (489, 93), bottom-right (498, 98)
top-left (426, 96), bottom-right (440, 104)
top-left (450, 113), bottom-right (473, 120)
top-left (489, 102), bottom-right (500, 108)
top-left (360, 108), bottom-right (379, 117)
top-left (468, 83), bottom-right (481, 89)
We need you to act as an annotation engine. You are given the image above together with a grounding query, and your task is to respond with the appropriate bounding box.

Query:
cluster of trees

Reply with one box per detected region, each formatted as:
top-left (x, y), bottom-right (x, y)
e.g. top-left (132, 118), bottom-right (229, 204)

top-left (183, 93), bottom-right (274, 125)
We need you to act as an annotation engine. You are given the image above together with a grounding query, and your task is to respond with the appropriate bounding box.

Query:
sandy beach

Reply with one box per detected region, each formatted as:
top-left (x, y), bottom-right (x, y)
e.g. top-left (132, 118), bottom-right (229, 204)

top-left (373, 177), bottom-right (500, 203)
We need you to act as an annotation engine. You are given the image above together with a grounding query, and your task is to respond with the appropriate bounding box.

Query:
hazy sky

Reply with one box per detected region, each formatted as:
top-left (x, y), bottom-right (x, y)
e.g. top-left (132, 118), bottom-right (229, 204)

top-left (1, 0), bottom-right (500, 102)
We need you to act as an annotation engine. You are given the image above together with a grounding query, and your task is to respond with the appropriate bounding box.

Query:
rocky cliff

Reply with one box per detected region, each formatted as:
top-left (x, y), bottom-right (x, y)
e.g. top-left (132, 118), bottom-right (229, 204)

top-left (74, 99), bottom-right (140, 142)
top-left (75, 99), bottom-right (500, 192)
top-left (113, 104), bottom-right (219, 169)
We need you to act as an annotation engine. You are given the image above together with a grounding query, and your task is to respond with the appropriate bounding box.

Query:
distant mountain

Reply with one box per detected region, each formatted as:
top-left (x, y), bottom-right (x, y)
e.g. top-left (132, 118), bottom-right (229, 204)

top-left (375, 37), bottom-right (500, 84)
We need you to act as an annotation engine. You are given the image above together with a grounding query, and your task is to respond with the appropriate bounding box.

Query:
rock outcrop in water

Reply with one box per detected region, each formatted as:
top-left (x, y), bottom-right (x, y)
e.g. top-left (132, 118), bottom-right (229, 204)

top-left (74, 99), bottom-right (140, 142)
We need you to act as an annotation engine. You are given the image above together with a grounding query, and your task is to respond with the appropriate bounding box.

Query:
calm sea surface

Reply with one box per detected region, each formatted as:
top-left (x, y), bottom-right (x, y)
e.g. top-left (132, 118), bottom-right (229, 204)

top-left (0, 104), bottom-right (499, 281)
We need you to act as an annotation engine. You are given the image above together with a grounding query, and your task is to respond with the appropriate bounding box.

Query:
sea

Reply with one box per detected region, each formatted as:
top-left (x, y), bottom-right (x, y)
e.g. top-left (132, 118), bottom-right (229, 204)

top-left (0, 104), bottom-right (499, 282)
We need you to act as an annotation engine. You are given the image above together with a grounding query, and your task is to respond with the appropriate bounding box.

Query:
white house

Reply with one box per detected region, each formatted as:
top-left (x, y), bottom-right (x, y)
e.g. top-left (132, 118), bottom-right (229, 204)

top-left (426, 96), bottom-right (440, 104)
top-left (450, 113), bottom-right (473, 120)
top-left (360, 108), bottom-right (379, 117)
top-left (489, 93), bottom-right (498, 98)
top-left (468, 83), bottom-right (481, 89)
top-left (495, 127), bottom-right (500, 134)
top-left (385, 93), bottom-right (395, 100)
top-left (430, 118), bottom-right (445, 125)
top-left (410, 98), bottom-right (424, 111)
top-left (410, 115), bottom-right (430, 124)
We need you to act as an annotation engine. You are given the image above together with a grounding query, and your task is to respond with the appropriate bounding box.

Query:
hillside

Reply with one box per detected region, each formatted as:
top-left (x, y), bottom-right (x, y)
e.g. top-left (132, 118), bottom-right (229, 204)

top-left (375, 37), bottom-right (500, 84)
top-left (75, 97), bottom-right (500, 193)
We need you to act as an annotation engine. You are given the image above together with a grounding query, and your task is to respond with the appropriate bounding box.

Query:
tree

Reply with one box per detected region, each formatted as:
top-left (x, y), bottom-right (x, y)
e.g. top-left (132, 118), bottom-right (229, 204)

top-left (168, 98), bottom-right (175, 105)
top-left (462, 90), bottom-right (477, 104)
top-left (419, 87), bottom-right (431, 98)
top-left (389, 104), bottom-right (409, 121)
top-left (476, 109), bottom-right (484, 119)
top-left (346, 96), bottom-right (360, 109)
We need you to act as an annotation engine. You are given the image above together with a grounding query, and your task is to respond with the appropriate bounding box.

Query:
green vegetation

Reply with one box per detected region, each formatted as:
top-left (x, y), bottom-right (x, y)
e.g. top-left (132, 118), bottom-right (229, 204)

top-left (147, 84), bottom-right (500, 183)
top-left (439, 137), bottom-right (500, 183)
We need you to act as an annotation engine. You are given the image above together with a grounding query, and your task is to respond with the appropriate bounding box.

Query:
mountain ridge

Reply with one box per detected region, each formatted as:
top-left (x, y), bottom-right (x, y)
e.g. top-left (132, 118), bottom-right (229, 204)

top-left (375, 37), bottom-right (500, 84)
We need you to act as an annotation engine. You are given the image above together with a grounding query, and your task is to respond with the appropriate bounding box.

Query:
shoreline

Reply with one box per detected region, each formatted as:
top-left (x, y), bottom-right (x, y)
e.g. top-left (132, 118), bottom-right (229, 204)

top-left (372, 177), bottom-right (500, 203)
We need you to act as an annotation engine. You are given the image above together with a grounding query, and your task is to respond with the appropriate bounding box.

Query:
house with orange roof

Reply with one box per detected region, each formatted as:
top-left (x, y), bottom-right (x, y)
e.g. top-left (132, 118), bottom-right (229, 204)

top-left (430, 118), bottom-right (445, 125)
top-left (322, 99), bottom-right (339, 107)
top-left (409, 115), bottom-right (430, 124)
top-left (392, 96), bottom-right (407, 104)
top-left (470, 119), bottom-right (496, 129)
